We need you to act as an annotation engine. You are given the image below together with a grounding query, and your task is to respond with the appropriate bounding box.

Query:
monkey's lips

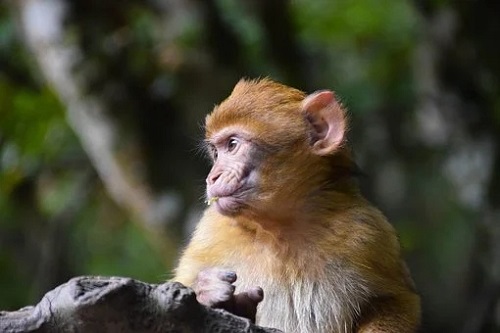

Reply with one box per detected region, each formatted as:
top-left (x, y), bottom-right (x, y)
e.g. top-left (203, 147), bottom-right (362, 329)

top-left (207, 187), bottom-right (250, 215)
top-left (213, 195), bottom-right (243, 214)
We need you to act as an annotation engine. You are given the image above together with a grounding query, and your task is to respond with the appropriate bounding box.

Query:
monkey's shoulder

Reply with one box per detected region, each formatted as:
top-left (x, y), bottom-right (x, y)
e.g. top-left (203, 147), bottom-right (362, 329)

top-left (322, 203), bottom-right (399, 248)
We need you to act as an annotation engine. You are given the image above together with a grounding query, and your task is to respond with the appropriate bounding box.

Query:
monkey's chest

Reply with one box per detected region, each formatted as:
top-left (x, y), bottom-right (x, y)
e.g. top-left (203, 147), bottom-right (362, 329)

top-left (234, 266), bottom-right (358, 333)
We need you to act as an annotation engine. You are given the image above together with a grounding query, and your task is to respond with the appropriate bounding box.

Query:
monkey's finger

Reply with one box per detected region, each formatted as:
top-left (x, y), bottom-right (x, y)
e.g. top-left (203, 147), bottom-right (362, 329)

top-left (216, 269), bottom-right (237, 283)
top-left (197, 267), bottom-right (237, 284)
top-left (233, 288), bottom-right (264, 323)
top-left (246, 287), bottom-right (264, 303)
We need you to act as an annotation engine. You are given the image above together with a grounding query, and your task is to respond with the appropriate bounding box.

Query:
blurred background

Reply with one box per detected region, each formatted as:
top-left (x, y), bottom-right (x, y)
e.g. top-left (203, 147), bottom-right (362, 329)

top-left (0, 0), bottom-right (499, 332)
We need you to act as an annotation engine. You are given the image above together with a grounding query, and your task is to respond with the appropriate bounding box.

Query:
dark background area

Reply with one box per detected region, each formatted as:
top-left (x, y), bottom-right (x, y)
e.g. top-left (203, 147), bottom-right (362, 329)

top-left (1, 1), bottom-right (499, 332)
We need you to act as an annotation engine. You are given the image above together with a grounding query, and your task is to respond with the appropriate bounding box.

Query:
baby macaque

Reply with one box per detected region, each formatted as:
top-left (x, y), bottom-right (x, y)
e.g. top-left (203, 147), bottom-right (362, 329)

top-left (175, 78), bottom-right (420, 333)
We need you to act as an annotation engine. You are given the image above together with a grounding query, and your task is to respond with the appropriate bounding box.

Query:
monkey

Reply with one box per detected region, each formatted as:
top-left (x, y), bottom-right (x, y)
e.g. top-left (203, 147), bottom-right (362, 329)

top-left (174, 78), bottom-right (420, 333)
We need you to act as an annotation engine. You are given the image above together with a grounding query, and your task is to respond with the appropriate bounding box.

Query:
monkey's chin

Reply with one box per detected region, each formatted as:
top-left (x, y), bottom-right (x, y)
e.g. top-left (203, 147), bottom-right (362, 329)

top-left (214, 196), bottom-right (243, 216)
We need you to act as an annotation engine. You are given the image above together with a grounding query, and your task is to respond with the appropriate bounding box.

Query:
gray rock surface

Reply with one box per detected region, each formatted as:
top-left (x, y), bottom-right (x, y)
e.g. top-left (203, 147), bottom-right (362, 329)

top-left (0, 276), bottom-right (282, 333)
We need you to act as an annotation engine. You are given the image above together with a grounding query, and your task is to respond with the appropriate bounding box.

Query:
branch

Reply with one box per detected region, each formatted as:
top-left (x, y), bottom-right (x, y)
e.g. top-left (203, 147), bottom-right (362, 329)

top-left (0, 277), bottom-right (281, 333)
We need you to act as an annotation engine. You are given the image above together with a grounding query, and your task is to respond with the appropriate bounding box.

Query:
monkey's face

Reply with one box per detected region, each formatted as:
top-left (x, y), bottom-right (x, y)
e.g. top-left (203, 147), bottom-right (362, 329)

top-left (203, 125), bottom-right (330, 220)
top-left (205, 126), bottom-right (261, 215)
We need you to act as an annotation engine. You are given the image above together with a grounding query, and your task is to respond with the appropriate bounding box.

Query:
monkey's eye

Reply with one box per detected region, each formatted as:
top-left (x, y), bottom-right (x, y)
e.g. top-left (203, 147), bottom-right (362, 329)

top-left (227, 138), bottom-right (239, 152)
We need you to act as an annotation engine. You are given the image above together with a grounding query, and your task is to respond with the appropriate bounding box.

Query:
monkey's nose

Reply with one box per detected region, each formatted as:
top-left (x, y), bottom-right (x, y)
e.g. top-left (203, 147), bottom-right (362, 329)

top-left (206, 171), bottom-right (221, 185)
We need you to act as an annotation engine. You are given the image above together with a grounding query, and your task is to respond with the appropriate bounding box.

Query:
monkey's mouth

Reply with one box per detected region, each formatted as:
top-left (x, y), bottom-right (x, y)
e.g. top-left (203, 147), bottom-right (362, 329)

top-left (207, 186), bottom-right (252, 215)
top-left (213, 195), bottom-right (244, 215)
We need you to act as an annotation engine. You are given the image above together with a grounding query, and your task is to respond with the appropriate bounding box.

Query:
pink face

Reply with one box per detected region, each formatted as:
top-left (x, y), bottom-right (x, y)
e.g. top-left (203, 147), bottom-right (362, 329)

top-left (205, 128), bottom-right (259, 215)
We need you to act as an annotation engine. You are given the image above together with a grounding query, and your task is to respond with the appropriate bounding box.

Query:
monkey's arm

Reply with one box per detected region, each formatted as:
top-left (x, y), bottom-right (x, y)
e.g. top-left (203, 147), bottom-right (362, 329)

top-left (173, 216), bottom-right (263, 322)
top-left (173, 255), bottom-right (203, 287)
top-left (335, 205), bottom-right (421, 332)
top-left (173, 212), bottom-right (222, 286)
top-left (357, 291), bottom-right (420, 333)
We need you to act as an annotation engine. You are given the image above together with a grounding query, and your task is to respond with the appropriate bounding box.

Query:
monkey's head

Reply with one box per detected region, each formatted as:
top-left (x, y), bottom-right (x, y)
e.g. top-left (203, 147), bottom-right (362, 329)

top-left (204, 78), bottom-right (351, 220)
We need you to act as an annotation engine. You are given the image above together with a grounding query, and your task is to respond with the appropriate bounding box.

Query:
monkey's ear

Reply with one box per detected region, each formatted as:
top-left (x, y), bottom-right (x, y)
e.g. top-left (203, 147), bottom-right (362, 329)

top-left (301, 90), bottom-right (346, 155)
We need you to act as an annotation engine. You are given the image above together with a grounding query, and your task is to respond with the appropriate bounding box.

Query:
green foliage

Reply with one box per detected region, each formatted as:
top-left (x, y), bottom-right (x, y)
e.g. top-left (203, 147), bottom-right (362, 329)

top-left (293, 0), bottom-right (418, 112)
top-left (216, 0), bottom-right (268, 71)
top-left (0, 84), bottom-right (68, 160)
top-left (0, 75), bottom-right (76, 220)
top-left (295, 0), bottom-right (417, 45)
top-left (0, 254), bottom-right (30, 310)
top-left (72, 193), bottom-right (167, 282)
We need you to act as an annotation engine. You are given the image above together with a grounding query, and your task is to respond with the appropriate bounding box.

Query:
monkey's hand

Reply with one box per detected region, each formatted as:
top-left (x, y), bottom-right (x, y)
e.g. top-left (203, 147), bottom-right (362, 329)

top-left (193, 267), bottom-right (264, 322)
